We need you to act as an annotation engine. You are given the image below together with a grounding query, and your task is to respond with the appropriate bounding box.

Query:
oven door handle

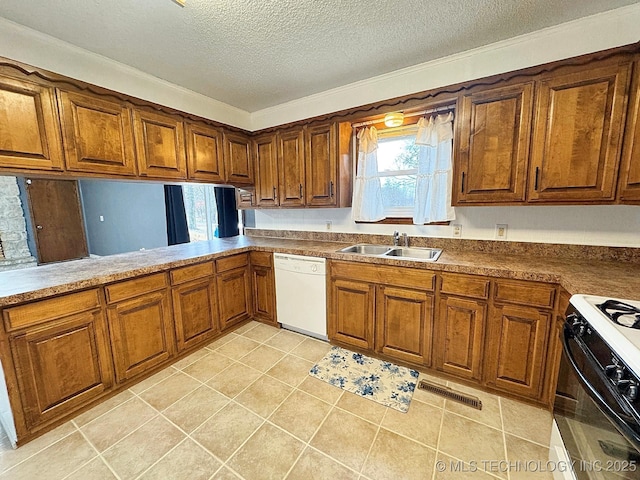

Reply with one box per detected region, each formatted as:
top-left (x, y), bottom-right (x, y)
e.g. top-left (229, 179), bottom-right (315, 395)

top-left (562, 324), bottom-right (640, 447)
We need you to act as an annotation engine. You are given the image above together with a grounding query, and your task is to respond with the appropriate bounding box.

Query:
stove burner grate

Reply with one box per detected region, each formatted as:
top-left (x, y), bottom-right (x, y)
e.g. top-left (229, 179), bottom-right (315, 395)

top-left (597, 300), bottom-right (640, 329)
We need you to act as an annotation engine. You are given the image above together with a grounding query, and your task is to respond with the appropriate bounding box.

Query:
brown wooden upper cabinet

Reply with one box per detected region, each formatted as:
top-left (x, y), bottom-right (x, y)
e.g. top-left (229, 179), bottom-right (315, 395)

top-left (279, 127), bottom-right (306, 207)
top-left (454, 83), bottom-right (533, 204)
top-left (57, 90), bottom-right (137, 176)
top-left (185, 122), bottom-right (225, 183)
top-left (618, 59), bottom-right (640, 203)
top-left (133, 109), bottom-right (187, 179)
top-left (305, 122), bottom-right (338, 207)
top-left (528, 61), bottom-right (631, 202)
top-left (0, 76), bottom-right (64, 172)
top-left (224, 131), bottom-right (253, 185)
top-left (253, 133), bottom-right (279, 207)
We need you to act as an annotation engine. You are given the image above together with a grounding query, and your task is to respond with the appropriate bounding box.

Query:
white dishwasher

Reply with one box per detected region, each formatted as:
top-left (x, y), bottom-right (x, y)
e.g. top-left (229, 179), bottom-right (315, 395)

top-left (273, 253), bottom-right (327, 340)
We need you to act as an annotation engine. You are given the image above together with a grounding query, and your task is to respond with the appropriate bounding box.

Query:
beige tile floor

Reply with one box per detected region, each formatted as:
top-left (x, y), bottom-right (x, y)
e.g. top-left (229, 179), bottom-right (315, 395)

top-left (0, 321), bottom-right (555, 480)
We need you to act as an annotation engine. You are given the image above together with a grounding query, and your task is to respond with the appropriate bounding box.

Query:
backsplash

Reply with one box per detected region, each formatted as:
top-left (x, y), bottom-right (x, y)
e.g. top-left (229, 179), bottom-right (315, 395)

top-left (245, 228), bottom-right (640, 264)
top-left (252, 205), bottom-right (640, 248)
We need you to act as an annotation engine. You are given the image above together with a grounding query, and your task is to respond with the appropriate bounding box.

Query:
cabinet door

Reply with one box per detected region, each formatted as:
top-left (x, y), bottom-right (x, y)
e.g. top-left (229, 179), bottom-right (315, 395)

top-left (375, 286), bottom-right (434, 366)
top-left (57, 90), bottom-right (136, 176)
top-left (253, 133), bottom-right (279, 206)
top-left (10, 310), bottom-right (113, 429)
top-left (278, 128), bottom-right (305, 207)
top-left (328, 278), bottom-right (374, 350)
top-left (224, 131), bottom-right (253, 185)
top-left (133, 109), bottom-right (187, 179)
top-left (435, 296), bottom-right (486, 381)
top-left (250, 251), bottom-right (277, 325)
top-left (107, 290), bottom-right (175, 383)
top-left (455, 83), bottom-right (533, 204)
top-left (217, 266), bottom-right (251, 330)
top-left (485, 304), bottom-right (551, 399)
top-left (619, 60), bottom-right (640, 203)
top-left (172, 278), bottom-right (219, 352)
top-left (529, 62), bottom-right (630, 202)
top-left (0, 76), bottom-right (64, 171)
top-left (305, 123), bottom-right (337, 207)
top-left (185, 123), bottom-right (225, 182)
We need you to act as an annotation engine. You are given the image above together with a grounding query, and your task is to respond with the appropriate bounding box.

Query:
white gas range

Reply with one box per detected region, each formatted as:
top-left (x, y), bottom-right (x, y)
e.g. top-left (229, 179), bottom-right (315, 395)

top-left (551, 294), bottom-right (640, 480)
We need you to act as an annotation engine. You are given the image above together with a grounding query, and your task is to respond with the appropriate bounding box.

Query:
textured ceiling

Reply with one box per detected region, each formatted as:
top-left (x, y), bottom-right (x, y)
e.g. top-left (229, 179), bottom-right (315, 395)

top-left (1, 0), bottom-right (638, 112)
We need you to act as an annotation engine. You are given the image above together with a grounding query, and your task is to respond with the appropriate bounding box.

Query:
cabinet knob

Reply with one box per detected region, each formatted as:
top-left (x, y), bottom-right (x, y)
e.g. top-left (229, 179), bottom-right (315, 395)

top-left (36, 225), bottom-right (43, 230)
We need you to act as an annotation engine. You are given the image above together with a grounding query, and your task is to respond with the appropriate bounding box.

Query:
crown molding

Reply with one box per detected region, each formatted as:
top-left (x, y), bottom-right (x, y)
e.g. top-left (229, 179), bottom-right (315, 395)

top-left (250, 3), bottom-right (640, 130)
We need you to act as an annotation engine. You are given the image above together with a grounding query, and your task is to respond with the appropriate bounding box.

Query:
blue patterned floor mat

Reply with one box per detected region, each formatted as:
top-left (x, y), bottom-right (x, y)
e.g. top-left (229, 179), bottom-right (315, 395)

top-left (309, 346), bottom-right (419, 413)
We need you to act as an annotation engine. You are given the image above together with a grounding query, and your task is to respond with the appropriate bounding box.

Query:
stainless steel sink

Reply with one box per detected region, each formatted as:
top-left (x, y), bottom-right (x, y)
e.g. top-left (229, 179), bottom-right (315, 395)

top-left (337, 244), bottom-right (442, 262)
top-left (338, 244), bottom-right (394, 255)
top-left (383, 247), bottom-right (442, 262)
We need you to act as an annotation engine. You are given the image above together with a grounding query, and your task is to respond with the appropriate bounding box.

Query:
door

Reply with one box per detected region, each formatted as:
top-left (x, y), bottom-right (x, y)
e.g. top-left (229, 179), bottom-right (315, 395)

top-left (375, 286), bottom-right (434, 366)
top-left (217, 266), bottom-right (251, 330)
top-left (455, 83), bottom-right (533, 204)
top-left (133, 108), bottom-right (187, 179)
top-left (107, 290), bottom-right (175, 383)
top-left (0, 76), bottom-right (64, 172)
top-left (528, 62), bottom-right (631, 202)
top-left (305, 123), bottom-right (337, 207)
top-left (250, 251), bottom-right (277, 325)
top-left (185, 122), bottom-right (225, 182)
top-left (57, 90), bottom-right (136, 176)
top-left (328, 278), bottom-right (375, 350)
top-left (26, 178), bottom-right (88, 264)
top-left (436, 296), bottom-right (486, 381)
top-left (224, 131), bottom-right (253, 185)
top-left (485, 304), bottom-right (551, 399)
top-left (253, 133), bottom-right (279, 207)
top-left (172, 278), bottom-right (219, 351)
top-left (619, 60), bottom-right (640, 203)
top-left (10, 310), bottom-right (113, 429)
top-left (278, 128), bottom-right (305, 207)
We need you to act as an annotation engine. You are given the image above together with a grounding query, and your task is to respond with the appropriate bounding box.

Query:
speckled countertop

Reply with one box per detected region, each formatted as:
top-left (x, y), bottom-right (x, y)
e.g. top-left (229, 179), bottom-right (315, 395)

top-left (0, 235), bottom-right (639, 307)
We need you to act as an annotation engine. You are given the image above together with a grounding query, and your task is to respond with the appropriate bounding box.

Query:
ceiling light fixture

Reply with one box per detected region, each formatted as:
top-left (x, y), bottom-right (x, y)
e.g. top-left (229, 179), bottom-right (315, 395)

top-left (384, 112), bottom-right (404, 127)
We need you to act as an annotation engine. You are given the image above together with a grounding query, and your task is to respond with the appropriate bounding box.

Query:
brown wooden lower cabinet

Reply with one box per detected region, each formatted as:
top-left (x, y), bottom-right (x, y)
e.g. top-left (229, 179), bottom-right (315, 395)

top-left (329, 278), bottom-right (375, 350)
top-left (249, 251), bottom-right (277, 325)
top-left (216, 253), bottom-right (251, 330)
top-left (435, 296), bottom-right (487, 381)
top-left (484, 304), bottom-right (551, 398)
top-left (375, 286), bottom-right (434, 366)
top-left (172, 278), bottom-right (219, 351)
top-left (106, 276), bottom-right (175, 383)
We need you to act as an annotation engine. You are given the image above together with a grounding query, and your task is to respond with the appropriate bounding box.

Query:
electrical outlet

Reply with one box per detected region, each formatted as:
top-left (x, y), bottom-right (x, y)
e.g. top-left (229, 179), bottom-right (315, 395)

top-left (452, 224), bottom-right (462, 238)
top-left (326, 221), bottom-right (332, 231)
top-left (495, 224), bottom-right (508, 240)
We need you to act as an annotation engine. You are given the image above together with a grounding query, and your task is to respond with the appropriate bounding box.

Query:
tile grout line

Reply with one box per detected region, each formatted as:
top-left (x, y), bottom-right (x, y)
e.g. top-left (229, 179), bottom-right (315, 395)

top-left (431, 397), bottom-right (448, 480)
top-left (499, 398), bottom-right (511, 480)
top-left (68, 420), bottom-right (122, 480)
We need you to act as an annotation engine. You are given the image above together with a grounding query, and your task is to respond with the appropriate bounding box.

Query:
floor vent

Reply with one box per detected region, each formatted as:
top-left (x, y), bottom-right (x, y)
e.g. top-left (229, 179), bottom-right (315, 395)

top-left (417, 380), bottom-right (483, 410)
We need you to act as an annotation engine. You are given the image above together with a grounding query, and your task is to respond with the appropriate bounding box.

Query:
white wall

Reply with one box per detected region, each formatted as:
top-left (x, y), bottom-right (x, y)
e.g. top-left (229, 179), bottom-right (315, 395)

top-left (254, 205), bottom-right (640, 248)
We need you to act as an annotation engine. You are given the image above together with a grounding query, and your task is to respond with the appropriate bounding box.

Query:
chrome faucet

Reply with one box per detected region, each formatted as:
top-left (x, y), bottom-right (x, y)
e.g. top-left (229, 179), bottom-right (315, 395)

top-left (401, 232), bottom-right (409, 247)
top-left (393, 230), bottom-right (400, 246)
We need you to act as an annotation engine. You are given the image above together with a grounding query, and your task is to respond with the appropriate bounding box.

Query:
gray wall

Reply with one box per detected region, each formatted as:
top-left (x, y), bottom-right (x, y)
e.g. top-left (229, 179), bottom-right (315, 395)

top-left (79, 180), bottom-right (168, 256)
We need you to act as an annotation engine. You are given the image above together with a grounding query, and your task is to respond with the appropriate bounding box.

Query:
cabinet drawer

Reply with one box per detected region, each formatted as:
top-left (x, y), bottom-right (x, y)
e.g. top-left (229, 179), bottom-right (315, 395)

top-left (3, 289), bottom-right (102, 331)
top-left (330, 261), bottom-right (435, 291)
top-left (105, 273), bottom-right (168, 304)
top-left (216, 253), bottom-right (249, 273)
top-left (170, 262), bottom-right (214, 285)
top-left (440, 273), bottom-right (490, 299)
top-left (494, 280), bottom-right (556, 309)
top-left (250, 251), bottom-right (273, 268)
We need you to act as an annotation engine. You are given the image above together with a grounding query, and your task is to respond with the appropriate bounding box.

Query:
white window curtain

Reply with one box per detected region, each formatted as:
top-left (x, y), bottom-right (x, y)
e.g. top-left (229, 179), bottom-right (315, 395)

top-left (352, 126), bottom-right (385, 222)
top-left (413, 112), bottom-right (456, 224)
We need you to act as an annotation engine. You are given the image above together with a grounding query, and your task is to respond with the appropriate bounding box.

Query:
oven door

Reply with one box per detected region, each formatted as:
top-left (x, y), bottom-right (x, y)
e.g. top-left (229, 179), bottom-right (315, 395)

top-left (554, 324), bottom-right (640, 480)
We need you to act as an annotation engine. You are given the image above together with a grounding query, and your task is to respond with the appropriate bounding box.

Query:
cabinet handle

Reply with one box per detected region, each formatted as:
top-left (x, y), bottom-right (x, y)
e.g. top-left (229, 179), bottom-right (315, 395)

top-left (329, 181), bottom-right (334, 197)
top-left (461, 172), bottom-right (465, 193)
top-left (273, 186), bottom-right (277, 199)
top-left (299, 183), bottom-right (303, 198)
top-left (534, 167), bottom-right (540, 191)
